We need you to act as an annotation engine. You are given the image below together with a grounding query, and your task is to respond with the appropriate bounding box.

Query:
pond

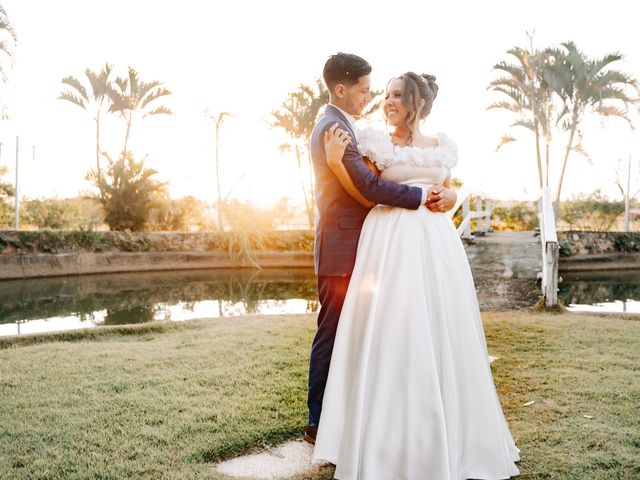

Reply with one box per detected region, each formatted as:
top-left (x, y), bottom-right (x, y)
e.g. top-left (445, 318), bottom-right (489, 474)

top-left (0, 269), bottom-right (318, 337)
top-left (559, 270), bottom-right (640, 313)
top-left (1, 267), bottom-right (638, 337)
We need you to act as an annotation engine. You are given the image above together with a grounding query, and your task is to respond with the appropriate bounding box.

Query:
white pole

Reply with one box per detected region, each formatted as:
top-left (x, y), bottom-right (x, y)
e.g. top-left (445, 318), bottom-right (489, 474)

top-left (624, 153), bottom-right (631, 232)
top-left (14, 136), bottom-right (19, 230)
top-left (462, 198), bottom-right (471, 238)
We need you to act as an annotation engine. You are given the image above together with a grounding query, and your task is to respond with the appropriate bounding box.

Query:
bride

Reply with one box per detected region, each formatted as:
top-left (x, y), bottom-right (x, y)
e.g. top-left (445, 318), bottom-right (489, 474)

top-left (311, 72), bottom-right (520, 479)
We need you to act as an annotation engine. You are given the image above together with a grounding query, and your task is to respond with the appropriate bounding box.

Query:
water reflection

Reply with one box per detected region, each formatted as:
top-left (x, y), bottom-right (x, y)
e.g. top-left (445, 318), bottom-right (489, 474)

top-left (0, 269), bottom-right (318, 337)
top-left (559, 270), bottom-right (640, 313)
top-left (2, 267), bottom-right (638, 337)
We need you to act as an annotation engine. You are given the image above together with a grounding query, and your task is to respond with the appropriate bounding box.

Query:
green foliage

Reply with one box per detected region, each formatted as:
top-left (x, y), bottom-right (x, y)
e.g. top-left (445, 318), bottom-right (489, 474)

top-left (0, 229), bottom-right (314, 255)
top-left (492, 201), bottom-right (539, 231)
top-left (222, 198), bottom-right (292, 231)
top-left (0, 5), bottom-right (17, 83)
top-left (147, 195), bottom-right (207, 232)
top-left (87, 151), bottom-right (167, 231)
top-left (559, 190), bottom-right (624, 231)
top-left (0, 165), bottom-right (14, 226)
top-left (219, 199), bottom-right (296, 265)
top-left (0, 313), bottom-right (638, 479)
top-left (108, 66), bottom-right (172, 152)
top-left (271, 78), bottom-right (329, 142)
top-left (488, 35), bottom-right (639, 203)
top-left (0, 229), bottom-right (111, 254)
top-left (21, 198), bottom-right (73, 229)
top-left (613, 233), bottom-right (640, 252)
top-left (271, 79), bottom-right (328, 228)
top-left (72, 225), bottom-right (111, 251)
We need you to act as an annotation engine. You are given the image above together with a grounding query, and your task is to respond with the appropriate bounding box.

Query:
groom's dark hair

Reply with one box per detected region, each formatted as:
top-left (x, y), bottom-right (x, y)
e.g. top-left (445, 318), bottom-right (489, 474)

top-left (323, 53), bottom-right (371, 92)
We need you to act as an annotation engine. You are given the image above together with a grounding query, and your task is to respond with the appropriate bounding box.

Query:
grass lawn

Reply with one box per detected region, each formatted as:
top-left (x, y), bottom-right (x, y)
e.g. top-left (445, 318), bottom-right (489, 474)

top-left (0, 311), bottom-right (638, 479)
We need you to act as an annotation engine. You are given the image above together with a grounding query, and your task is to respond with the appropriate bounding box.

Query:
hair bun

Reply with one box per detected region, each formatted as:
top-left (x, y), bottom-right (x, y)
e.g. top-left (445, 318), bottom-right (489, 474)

top-left (421, 73), bottom-right (439, 99)
top-left (422, 74), bottom-right (437, 84)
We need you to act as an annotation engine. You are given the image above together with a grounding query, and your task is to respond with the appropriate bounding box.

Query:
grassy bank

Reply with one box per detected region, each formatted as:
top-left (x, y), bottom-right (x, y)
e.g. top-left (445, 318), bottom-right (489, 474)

top-left (0, 312), bottom-right (638, 479)
top-left (0, 230), bottom-right (314, 255)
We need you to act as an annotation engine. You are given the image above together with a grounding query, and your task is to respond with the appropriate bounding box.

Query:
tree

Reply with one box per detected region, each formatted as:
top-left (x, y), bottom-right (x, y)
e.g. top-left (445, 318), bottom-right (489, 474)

top-left (109, 67), bottom-right (172, 153)
top-left (487, 34), bottom-right (561, 189)
top-left (58, 63), bottom-right (115, 179)
top-left (271, 78), bottom-right (329, 227)
top-left (488, 36), bottom-right (640, 214)
top-left (0, 4), bottom-right (16, 83)
top-left (206, 110), bottom-right (232, 230)
top-left (87, 151), bottom-right (166, 231)
top-left (550, 41), bottom-right (638, 208)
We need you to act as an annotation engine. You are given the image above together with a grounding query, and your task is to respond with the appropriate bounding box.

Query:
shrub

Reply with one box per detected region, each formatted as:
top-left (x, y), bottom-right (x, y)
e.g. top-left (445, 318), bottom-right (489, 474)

top-left (87, 151), bottom-right (166, 231)
top-left (491, 201), bottom-right (539, 231)
top-left (559, 190), bottom-right (624, 231)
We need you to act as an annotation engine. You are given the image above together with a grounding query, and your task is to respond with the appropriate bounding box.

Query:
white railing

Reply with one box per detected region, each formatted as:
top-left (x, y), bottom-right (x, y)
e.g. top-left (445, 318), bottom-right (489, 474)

top-left (447, 185), bottom-right (492, 239)
top-left (538, 187), bottom-right (559, 307)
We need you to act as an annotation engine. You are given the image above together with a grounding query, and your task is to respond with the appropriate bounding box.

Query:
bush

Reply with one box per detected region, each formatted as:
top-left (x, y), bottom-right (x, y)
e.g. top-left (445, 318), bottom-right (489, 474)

top-left (559, 190), bottom-right (624, 231)
top-left (0, 166), bottom-right (15, 227)
top-left (21, 198), bottom-right (73, 230)
top-left (491, 201), bottom-right (539, 231)
top-left (87, 151), bottom-right (166, 231)
top-left (147, 195), bottom-right (208, 232)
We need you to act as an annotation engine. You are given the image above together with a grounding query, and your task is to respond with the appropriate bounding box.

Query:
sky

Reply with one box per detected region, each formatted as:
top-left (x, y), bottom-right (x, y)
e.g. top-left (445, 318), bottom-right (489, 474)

top-left (1, 0), bottom-right (639, 207)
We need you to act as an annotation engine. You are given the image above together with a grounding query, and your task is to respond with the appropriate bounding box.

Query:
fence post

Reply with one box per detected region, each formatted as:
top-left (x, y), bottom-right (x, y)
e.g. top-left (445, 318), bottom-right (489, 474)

top-left (539, 187), bottom-right (558, 307)
top-left (485, 199), bottom-right (492, 232)
top-left (462, 197), bottom-right (471, 238)
top-left (475, 197), bottom-right (483, 233)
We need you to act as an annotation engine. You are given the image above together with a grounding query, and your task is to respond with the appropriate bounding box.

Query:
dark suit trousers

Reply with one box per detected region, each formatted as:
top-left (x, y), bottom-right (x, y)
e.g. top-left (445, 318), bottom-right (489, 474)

top-left (307, 274), bottom-right (351, 427)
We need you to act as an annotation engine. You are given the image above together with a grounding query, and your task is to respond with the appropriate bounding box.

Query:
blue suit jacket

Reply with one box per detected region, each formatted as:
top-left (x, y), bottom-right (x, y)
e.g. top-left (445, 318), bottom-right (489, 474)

top-left (311, 104), bottom-right (423, 276)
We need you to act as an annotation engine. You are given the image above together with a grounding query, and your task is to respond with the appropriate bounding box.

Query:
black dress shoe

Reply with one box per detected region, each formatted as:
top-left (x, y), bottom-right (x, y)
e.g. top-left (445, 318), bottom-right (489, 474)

top-left (303, 425), bottom-right (317, 444)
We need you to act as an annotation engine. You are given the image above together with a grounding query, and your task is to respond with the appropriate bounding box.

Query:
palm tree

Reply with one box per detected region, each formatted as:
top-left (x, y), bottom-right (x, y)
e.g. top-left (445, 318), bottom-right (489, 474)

top-left (206, 110), bottom-right (232, 230)
top-left (487, 36), bottom-right (559, 189)
top-left (109, 67), bottom-right (172, 154)
top-left (58, 63), bottom-right (115, 179)
top-left (0, 5), bottom-right (16, 83)
top-left (271, 78), bottom-right (329, 227)
top-left (550, 41), bottom-right (638, 208)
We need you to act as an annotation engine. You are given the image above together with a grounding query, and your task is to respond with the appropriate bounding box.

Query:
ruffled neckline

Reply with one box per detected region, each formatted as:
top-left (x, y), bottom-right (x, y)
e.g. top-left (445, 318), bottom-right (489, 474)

top-left (357, 126), bottom-right (458, 171)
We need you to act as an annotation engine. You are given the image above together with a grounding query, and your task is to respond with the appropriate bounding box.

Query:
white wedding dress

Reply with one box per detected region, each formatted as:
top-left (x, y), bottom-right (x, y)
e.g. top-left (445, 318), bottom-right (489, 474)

top-left (312, 127), bottom-right (520, 480)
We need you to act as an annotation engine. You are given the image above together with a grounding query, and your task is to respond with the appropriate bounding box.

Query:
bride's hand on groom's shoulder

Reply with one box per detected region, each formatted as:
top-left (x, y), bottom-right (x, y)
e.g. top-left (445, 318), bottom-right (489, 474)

top-left (324, 123), bottom-right (352, 167)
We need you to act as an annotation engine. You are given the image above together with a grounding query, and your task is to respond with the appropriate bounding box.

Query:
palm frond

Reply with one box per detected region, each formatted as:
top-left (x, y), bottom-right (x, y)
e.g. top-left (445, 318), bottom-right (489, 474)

top-left (114, 76), bottom-right (129, 93)
top-left (489, 85), bottom-right (530, 107)
top-left (496, 134), bottom-right (517, 152)
top-left (85, 63), bottom-right (114, 99)
top-left (57, 92), bottom-right (87, 108)
top-left (61, 76), bottom-right (89, 102)
top-left (108, 94), bottom-right (131, 113)
top-left (0, 7), bottom-right (17, 42)
top-left (127, 67), bottom-right (140, 95)
top-left (591, 52), bottom-right (624, 74)
top-left (486, 101), bottom-right (520, 112)
top-left (511, 119), bottom-right (535, 131)
top-left (491, 62), bottom-right (527, 84)
top-left (143, 106), bottom-right (172, 117)
top-left (140, 87), bottom-right (172, 110)
top-left (595, 105), bottom-right (634, 127)
top-left (571, 143), bottom-right (593, 165)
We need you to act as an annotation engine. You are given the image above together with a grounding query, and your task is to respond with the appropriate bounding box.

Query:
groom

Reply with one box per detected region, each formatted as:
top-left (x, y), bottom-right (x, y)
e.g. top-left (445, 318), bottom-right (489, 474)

top-left (305, 53), bottom-right (452, 443)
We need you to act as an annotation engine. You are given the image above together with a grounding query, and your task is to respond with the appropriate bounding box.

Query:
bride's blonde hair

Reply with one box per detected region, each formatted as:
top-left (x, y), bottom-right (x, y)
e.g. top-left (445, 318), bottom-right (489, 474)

top-left (388, 72), bottom-right (439, 144)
